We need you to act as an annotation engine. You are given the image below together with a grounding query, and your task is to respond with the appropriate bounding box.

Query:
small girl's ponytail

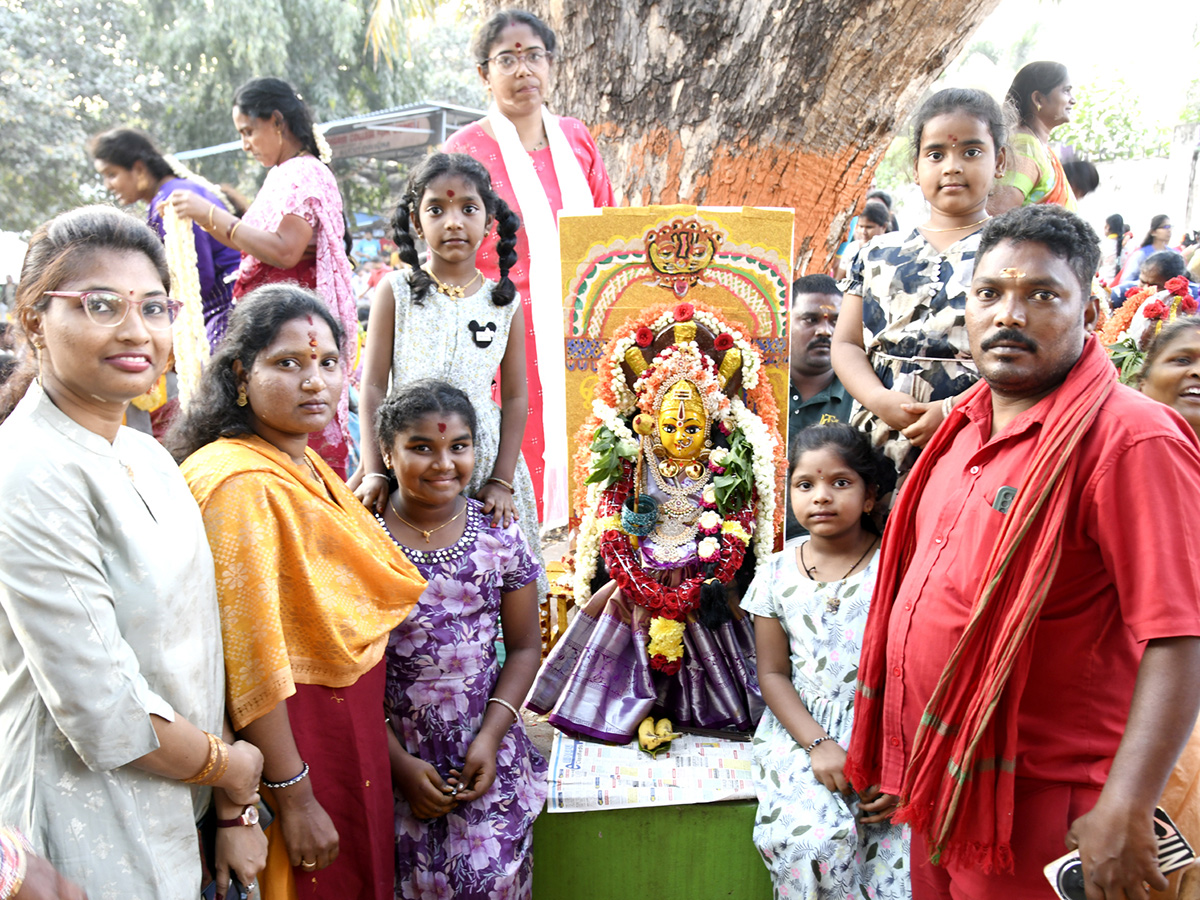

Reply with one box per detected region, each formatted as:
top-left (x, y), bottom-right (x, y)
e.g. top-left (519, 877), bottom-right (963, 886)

top-left (492, 198), bottom-right (520, 307)
top-left (390, 196), bottom-right (434, 306)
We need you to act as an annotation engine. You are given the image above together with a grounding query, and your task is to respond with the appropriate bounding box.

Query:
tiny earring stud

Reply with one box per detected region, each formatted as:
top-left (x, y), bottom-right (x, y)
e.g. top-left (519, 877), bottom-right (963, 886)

top-left (236, 386), bottom-right (248, 407)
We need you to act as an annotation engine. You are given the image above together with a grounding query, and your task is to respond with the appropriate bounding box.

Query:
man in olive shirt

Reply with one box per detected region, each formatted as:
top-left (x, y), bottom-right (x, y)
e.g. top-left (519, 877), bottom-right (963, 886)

top-left (786, 274), bottom-right (851, 538)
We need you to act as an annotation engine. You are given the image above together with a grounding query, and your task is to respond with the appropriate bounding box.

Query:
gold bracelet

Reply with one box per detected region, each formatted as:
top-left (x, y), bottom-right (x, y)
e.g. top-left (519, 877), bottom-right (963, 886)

top-left (207, 205), bottom-right (217, 232)
top-left (183, 732), bottom-right (222, 785)
top-left (208, 738), bottom-right (230, 786)
top-left (228, 220), bottom-right (242, 243)
top-left (486, 476), bottom-right (514, 492)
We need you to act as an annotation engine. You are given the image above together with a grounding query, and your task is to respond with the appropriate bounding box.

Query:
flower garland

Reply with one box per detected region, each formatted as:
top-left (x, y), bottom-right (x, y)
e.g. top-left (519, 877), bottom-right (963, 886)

top-left (571, 300), bottom-right (787, 642)
top-left (596, 461), bottom-right (753, 672)
top-left (314, 126), bottom-right (333, 165)
top-left (1099, 286), bottom-right (1152, 345)
top-left (162, 204), bottom-right (210, 407)
top-left (728, 397), bottom-right (780, 563)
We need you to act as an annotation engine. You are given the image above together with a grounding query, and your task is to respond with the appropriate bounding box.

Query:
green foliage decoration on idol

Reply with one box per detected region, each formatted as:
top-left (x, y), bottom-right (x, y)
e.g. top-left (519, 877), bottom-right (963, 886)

top-left (712, 427), bottom-right (754, 514)
top-left (584, 425), bottom-right (637, 488)
top-left (1106, 336), bottom-right (1146, 387)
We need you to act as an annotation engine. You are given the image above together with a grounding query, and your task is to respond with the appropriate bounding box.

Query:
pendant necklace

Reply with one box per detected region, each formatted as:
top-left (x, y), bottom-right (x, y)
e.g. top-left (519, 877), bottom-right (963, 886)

top-left (389, 495), bottom-right (464, 544)
top-left (425, 266), bottom-right (482, 299)
top-left (801, 535), bottom-right (878, 613)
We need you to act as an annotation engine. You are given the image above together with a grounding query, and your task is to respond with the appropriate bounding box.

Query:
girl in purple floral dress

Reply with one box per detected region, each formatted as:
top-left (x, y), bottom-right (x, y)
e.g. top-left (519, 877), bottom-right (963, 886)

top-left (374, 380), bottom-right (547, 900)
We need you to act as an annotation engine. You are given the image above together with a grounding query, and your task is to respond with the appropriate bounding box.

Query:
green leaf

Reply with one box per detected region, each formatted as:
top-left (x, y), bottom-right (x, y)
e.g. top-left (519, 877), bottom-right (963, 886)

top-left (759, 806), bottom-right (782, 824)
top-left (791, 824), bottom-right (811, 836)
top-left (843, 668), bottom-right (858, 683)
top-left (832, 828), bottom-right (849, 841)
top-left (843, 583), bottom-right (858, 597)
top-left (814, 657), bottom-right (826, 672)
top-left (770, 769), bottom-right (780, 788)
top-left (803, 614), bottom-right (817, 634)
top-left (865, 843), bottom-right (878, 862)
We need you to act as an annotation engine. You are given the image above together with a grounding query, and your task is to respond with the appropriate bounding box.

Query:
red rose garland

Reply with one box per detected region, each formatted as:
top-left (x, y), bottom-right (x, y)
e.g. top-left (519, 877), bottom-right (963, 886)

top-left (596, 462), bottom-right (753, 662)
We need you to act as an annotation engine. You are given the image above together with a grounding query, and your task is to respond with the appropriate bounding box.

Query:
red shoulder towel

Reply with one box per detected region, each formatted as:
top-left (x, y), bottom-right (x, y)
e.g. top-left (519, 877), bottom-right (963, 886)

top-left (845, 336), bottom-right (1116, 871)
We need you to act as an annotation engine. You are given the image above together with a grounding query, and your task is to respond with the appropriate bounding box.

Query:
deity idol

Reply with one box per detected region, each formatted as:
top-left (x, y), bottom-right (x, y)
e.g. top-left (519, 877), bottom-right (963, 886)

top-left (528, 301), bottom-right (785, 742)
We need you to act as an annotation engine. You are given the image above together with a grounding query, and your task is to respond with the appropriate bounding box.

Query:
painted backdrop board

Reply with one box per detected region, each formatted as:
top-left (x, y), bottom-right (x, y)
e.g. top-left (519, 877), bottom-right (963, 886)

top-left (559, 206), bottom-right (793, 514)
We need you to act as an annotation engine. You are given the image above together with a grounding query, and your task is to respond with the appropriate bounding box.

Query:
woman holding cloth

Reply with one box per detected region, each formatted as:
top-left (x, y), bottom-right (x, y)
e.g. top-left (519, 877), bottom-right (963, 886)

top-left (170, 286), bottom-right (424, 900)
top-left (165, 77), bottom-right (356, 478)
top-left (444, 8), bottom-right (614, 527)
top-left (0, 206), bottom-right (264, 898)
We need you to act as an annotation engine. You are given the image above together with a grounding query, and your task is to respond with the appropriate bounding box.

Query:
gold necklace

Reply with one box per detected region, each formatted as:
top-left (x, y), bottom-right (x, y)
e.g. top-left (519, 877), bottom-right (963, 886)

top-left (389, 495), bottom-right (464, 544)
top-left (920, 216), bottom-right (990, 234)
top-left (424, 266), bottom-right (482, 299)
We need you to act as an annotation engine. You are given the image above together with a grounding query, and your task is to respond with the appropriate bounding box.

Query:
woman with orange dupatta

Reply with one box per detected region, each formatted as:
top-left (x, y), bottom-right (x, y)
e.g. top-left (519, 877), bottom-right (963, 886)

top-left (988, 61), bottom-right (1079, 215)
top-left (168, 285), bottom-right (424, 900)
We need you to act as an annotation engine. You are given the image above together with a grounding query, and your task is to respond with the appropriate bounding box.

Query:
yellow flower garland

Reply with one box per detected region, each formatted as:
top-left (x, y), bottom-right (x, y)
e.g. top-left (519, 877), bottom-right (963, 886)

top-left (162, 205), bottom-right (210, 407)
top-left (648, 615), bottom-right (686, 662)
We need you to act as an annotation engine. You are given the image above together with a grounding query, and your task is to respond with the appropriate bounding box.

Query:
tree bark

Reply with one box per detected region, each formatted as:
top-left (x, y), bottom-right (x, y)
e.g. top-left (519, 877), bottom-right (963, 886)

top-left (528, 0), bottom-right (1003, 272)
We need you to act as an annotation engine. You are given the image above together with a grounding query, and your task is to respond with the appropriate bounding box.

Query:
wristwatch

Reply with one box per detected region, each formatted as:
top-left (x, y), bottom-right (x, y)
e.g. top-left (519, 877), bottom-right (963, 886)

top-left (216, 804), bottom-right (261, 828)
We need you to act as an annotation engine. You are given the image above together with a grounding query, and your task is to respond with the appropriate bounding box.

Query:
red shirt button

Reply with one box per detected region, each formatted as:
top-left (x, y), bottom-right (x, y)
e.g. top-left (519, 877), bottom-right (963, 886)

top-left (891, 666), bottom-right (902, 677)
top-left (890, 737), bottom-right (901, 747)
top-left (903, 603), bottom-right (911, 610)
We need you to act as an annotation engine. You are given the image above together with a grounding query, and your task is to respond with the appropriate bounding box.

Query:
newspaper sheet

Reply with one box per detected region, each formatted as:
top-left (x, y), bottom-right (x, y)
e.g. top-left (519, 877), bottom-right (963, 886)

top-left (546, 729), bottom-right (756, 813)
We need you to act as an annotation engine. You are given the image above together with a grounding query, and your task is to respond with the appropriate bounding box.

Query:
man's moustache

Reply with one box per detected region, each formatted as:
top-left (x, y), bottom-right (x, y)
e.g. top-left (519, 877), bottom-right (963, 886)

top-left (807, 339), bottom-right (832, 352)
top-left (981, 329), bottom-right (1037, 353)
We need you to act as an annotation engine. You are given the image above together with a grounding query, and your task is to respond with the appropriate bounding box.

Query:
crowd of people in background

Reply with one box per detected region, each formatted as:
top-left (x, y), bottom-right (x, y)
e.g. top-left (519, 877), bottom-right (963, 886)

top-left (1, 9), bottom-right (1200, 900)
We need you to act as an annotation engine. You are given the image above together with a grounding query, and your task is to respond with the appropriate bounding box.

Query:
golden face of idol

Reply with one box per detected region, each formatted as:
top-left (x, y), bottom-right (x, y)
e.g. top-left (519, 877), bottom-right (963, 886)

top-left (656, 380), bottom-right (708, 460)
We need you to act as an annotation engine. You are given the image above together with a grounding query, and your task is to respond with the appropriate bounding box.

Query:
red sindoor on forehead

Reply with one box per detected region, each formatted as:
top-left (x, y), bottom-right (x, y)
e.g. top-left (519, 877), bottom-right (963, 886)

top-left (948, 134), bottom-right (958, 142)
top-left (308, 330), bottom-right (319, 359)
top-left (306, 315), bottom-right (314, 325)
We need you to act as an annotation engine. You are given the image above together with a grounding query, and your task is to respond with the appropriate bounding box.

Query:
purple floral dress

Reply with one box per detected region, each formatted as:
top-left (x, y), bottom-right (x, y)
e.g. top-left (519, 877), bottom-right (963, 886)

top-left (380, 499), bottom-right (548, 900)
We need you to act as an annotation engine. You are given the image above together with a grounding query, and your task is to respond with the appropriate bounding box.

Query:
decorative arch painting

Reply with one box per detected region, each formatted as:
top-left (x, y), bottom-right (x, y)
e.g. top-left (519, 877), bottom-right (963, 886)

top-left (559, 205), bottom-right (793, 520)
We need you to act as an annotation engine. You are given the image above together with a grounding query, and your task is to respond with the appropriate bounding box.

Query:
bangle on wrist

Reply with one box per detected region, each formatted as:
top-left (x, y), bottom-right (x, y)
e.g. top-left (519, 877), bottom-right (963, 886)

top-left (805, 735), bottom-right (832, 753)
top-left (485, 476), bottom-right (514, 492)
top-left (228, 219), bottom-right (243, 243)
top-left (207, 205), bottom-right (217, 231)
top-left (486, 696), bottom-right (519, 721)
top-left (263, 761), bottom-right (310, 790)
top-left (361, 472), bottom-right (389, 483)
top-left (183, 732), bottom-right (229, 786)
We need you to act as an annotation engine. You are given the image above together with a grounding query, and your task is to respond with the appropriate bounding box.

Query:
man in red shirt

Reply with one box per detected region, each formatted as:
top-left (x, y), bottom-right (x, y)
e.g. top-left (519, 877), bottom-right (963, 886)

top-left (847, 205), bottom-right (1200, 900)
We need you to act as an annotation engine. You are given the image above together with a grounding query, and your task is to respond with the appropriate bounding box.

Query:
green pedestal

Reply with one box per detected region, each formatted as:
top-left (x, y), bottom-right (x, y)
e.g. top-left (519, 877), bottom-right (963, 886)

top-left (532, 800), bottom-right (773, 899)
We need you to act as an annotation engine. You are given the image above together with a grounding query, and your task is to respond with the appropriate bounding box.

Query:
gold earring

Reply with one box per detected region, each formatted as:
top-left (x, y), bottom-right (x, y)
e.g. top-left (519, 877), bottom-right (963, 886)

top-left (236, 386), bottom-right (248, 407)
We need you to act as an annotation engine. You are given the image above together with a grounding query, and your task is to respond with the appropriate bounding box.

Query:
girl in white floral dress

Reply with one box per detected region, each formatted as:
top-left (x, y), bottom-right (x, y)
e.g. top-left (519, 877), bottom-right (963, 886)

top-left (741, 423), bottom-right (909, 900)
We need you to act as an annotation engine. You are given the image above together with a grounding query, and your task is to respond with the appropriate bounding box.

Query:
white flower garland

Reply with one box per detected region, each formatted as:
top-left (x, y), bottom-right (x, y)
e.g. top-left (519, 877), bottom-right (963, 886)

top-left (314, 126), bottom-right (333, 165)
top-left (728, 396), bottom-right (779, 563)
top-left (572, 481), bottom-right (605, 605)
top-left (164, 155), bottom-right (231, 213)
top-left (162, 205), bottom-right (210, 408)
top-left (593, 399), bottom-right (639, 458)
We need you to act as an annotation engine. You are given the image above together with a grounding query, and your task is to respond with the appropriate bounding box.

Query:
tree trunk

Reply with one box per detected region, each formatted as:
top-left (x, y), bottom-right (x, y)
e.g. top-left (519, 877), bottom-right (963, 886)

top-left (529, 0), bottom-right (1002, 272)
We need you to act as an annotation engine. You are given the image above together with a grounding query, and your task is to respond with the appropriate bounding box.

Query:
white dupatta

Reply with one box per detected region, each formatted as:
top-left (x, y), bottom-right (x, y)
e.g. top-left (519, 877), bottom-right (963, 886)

top-left (488, 103), bottom-right (596, 528)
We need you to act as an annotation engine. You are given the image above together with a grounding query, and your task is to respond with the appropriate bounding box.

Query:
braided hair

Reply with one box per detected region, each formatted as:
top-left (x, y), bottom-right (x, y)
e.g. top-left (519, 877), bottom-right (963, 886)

top-left (391, 153), bottom-right (521, 308)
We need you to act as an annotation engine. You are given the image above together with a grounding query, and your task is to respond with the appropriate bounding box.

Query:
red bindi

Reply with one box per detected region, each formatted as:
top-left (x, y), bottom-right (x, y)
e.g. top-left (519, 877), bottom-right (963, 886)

top-left (308, 330), bottom-right (318, 359)
top-left (514, 42), bottom-right (522, 48)
top-left (948, 134), bottom-right (958, 142)
top-left (437, 422), bottom-right (446, 433)
top-left (446, 189), bottom-right (455, 197)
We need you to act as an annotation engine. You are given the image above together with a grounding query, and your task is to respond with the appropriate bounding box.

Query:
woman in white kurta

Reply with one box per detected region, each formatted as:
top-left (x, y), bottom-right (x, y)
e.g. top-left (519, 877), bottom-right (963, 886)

top-left (0, 206), bottom-right (265, 899)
